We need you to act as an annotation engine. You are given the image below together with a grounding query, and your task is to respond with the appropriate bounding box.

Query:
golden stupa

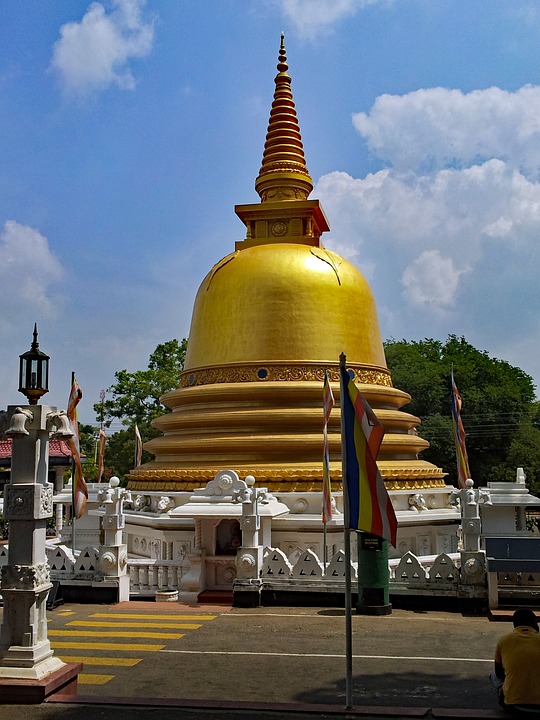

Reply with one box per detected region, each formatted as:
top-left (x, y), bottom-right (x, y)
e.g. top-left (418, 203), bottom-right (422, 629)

top-left (129, 36), bottom-right (445, 493)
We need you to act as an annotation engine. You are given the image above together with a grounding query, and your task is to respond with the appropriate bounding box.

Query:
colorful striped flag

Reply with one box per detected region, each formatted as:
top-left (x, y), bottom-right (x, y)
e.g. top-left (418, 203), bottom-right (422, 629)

top-left (134, 423), bottom-right (143, 468)
top-left (340, 363), bottom-right (397, 546)
top-left (97, 428), bottom-right (107, 482)
top-left (67, 375), bottom-right (88, 519)
top-left (322, 370), bottom-right (335, 524)
top-left (451, 368), bottom-right (470, 489)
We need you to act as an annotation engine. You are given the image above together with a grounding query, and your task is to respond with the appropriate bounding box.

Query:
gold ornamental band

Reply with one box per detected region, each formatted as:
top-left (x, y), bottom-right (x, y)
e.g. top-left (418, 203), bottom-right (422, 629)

top-left (128, 467), bottom-right (447, 493)
top-left (180, 362), bottom-right (393, 388)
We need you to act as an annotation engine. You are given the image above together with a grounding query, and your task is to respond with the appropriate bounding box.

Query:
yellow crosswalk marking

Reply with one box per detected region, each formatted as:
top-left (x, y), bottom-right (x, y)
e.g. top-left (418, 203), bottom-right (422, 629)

top-left (78, 674), bottom-right (114, 685)
top-left (56, 656), bottom-right (142, 667)
top-left (90, 613), bottom-right (216, 621)
top-left (68, 620), bottom-right (202, 630)
top-left (51, 641), bottom-right (164, 652)
top-left (48, 609), bottom-right (214, 686)
top-left (49, 630), bottom-right (184, 640)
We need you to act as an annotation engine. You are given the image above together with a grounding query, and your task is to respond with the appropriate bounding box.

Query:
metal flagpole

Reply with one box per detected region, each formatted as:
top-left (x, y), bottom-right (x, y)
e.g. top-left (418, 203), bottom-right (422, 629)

top-left (98, 389), bottom-right (105, 482)
top-left (322, 369), bottom-right (334, 573)
top-left (340, 352), bottom-right (353, 709)
top-left (70, 453), bottom-right (76, 553)
top-left (71, 371), bottom-right (77, 555)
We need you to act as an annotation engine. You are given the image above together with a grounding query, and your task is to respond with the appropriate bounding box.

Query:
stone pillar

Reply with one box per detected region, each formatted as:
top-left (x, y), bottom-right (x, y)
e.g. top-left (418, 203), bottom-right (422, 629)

top-left (451, 479), bottom-right (491, 587)
top-left (194, 519), bottom-right (202, 549)
top-left (0, 405), bottom-right (81, 699)
top-left (97, 477), bottom-right (130, 602)
top-left (54, 466), bottom-right (65, 535)
top-left (232, 475), bottom-right (264, 607)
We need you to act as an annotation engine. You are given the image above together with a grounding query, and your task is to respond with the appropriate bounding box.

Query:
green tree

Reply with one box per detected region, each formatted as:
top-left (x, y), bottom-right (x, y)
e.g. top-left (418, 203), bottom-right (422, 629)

top-left (384, 335), bottom-right (537, 490)
top-left (78, 423), bottom-right (98, 458)
top-left (96, 339), bottom-right (188, 428)
top-left (94, 339), bottom-right (187, 478)
top-left (100, 428), bottom-right (141, 480)
top-left (503, 404), bottom-right (540, 496)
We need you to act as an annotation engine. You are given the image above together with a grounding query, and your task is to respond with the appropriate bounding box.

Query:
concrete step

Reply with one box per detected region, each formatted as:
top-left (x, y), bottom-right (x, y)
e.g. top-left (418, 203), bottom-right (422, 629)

top-left (197, 590), bottom-right (233, 605)
top-left (489, 607), bottom-right (540, 622)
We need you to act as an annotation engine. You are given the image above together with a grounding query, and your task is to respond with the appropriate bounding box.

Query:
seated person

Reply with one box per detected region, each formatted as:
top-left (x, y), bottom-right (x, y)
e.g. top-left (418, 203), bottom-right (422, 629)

top-left (490, 608), bottom-right (540, 714)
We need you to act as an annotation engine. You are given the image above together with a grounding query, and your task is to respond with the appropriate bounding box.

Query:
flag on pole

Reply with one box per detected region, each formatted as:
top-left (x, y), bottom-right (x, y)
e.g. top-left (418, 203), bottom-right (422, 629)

top-left (322, 370), bottom-right (335, 524)
top-left (97, 428), bottom-right (107, 482)
top-left (451, 368), bottom-right (471, 489)
top-left (134, 423), bottom-right (143, 468)
top-left (67, 375), bottom-right (88, 519)
top-left (340, 363), bottom-right (397, 546)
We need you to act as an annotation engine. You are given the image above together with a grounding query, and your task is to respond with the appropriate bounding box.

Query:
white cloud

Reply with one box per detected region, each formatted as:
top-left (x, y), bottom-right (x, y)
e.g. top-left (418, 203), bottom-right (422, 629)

top-left (278, 0), bottom-right (388, 39)
top-left (401, 250), bottom-right (468, 308)
top-left (317, 159), bottom-right (540, 261)
top-left (50, 0), bottom-right (154, 97)
top-left (353, 85), bottom-right (540, 176)
top-left (317, 83), bottom-right (540, 315)
top-left (313, 81), bottom-right (540, 390)
top-left (0, 220), bottom-right (64, 329)
top-left (315, 160), bottom-right (540, 356)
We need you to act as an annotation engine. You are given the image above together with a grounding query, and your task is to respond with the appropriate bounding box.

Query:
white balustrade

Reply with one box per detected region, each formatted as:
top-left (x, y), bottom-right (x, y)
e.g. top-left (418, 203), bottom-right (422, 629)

top-left (128, 558), bottom-right (184, 596)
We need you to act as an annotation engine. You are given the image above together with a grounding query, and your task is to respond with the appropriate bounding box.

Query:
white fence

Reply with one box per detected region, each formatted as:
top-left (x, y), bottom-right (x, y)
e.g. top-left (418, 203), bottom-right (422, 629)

top-left (0, 545), bottom-right (185, 598)
top-left (129, 558), bottom-right (185, 595)
top-left (0, 544), bottom-right (463, 597)
top-left (1, 544), bottom-right (520, 604)
top-left (261, 547), bottom-right (461, 594)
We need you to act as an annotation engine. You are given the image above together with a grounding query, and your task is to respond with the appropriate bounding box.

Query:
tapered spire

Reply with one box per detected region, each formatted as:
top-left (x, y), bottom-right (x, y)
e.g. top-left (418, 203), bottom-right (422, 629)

top-left (255, 34), bottom-right (313, 203)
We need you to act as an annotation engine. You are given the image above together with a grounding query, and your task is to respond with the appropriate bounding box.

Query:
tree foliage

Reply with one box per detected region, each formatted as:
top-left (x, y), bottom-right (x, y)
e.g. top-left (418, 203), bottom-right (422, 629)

top-left (96, 339), bottom-right (187, 428)
top-left (93, 334), bottom-right (540, 494)
top-left (93, 339), bottom-right (187, 478)
top-left (78, 423), bottom-right (98, 458)
top-left (384, 335), bottom-right (539, 493)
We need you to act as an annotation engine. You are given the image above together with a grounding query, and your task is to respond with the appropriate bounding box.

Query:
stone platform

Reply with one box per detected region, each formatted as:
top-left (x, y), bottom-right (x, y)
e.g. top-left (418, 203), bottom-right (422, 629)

top-left (0, 662), bottom-right (82, 704)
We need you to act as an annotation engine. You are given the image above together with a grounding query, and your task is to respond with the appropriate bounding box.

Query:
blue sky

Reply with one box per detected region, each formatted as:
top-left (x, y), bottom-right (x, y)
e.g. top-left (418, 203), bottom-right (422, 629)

top-left (2, 0), bottom-right (540, 425)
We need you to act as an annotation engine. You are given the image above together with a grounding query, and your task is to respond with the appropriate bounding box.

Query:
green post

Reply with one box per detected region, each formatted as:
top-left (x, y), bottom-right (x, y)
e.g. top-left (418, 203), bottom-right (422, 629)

top-left (356, 531), bottom-right (392, 615)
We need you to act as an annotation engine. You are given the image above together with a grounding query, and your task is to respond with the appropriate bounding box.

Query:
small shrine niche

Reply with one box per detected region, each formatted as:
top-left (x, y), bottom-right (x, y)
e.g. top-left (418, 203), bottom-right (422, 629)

top-left (215, 519), bottom-right (242, 556)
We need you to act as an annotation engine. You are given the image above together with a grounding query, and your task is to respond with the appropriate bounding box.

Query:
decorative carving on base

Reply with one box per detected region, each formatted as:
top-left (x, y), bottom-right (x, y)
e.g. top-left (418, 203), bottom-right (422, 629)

top-left (1, 562), bottom-right (50, 590)
top-left (408, 493), bottom-right (427, 511)
top-left (4, 483), bottom-right (53, 521)
top-left (128, 467), bottom-right (447, 492)
top-left (99, 551), bottom-right (116, 573)
top-left (463, 556), bottom-right (484, 578)
top-left (180, 362), bottom-right (392, 388)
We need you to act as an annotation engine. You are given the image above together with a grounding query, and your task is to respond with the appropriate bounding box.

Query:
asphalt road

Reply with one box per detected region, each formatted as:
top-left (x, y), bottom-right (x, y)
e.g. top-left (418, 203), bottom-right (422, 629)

top-left (0, 601), bottom-right (512, 717)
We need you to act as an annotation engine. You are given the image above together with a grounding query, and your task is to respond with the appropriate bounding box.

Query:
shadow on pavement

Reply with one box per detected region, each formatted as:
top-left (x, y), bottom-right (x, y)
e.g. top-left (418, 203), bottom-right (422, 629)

top-left (295, 669), bottom-right (497, 711)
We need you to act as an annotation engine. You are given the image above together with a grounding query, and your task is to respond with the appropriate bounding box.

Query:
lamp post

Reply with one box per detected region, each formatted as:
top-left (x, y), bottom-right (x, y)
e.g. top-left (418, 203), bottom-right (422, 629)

top-left (0, 327), bottom-right (82, 703)
top-left (18, 323), bottom-right (50, 405)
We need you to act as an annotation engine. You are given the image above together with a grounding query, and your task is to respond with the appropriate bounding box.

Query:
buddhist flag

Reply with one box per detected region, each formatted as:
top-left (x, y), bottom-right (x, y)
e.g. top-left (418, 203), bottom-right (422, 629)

top-left (97, 428), bottom-right (107, 482)
top-left (322, 370), bottom-right (335, 524)
top-left (451, 368), bottom-right (470, 489)
top-left (134, 423), bottom-right (143, 468)
top-left (67, 375), bottom-right (88, 519)
top-left (340, 362), bottom-right (397, 546)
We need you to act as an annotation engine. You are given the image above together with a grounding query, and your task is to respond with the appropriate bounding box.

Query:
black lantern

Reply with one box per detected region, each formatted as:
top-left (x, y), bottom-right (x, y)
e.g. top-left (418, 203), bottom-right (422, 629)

top-left (18, 324), bottom-right (49, 405)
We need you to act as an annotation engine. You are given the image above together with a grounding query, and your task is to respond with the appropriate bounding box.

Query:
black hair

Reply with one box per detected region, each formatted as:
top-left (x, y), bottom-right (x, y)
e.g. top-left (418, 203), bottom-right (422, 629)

top-left (512, 609), bottom-right (539, 630)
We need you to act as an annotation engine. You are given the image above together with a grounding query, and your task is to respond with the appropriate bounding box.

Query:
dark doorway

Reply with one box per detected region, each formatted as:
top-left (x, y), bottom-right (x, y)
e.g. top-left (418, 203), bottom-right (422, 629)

top-left (215, 519), bottom-right (242, 555)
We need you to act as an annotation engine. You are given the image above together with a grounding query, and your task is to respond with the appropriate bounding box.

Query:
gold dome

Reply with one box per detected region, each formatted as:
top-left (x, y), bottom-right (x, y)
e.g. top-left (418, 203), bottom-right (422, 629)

top-left (184, 243), bottom-right (387, 371)
top-left (129, 36), bottom-right (445, 493)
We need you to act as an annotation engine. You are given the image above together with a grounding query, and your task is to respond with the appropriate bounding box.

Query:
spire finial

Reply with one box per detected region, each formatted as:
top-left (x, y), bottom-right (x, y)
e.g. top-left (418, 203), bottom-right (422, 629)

top-left (255, 35), bottom-right (313, 203)
top-left (277, 33), bottom-right (287, 73)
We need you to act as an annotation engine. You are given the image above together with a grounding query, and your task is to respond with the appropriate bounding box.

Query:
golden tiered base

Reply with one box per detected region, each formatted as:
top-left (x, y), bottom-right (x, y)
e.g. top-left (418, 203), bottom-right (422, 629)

top-left (128, 469), bottom-right (447, 493)
top-left (128, 374), bottom-right (445, 493)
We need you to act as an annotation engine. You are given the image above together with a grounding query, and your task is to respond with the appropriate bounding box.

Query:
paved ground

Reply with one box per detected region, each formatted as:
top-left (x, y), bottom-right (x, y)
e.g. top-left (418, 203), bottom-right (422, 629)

top-left (0, 600), bottom-right (523, 718)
